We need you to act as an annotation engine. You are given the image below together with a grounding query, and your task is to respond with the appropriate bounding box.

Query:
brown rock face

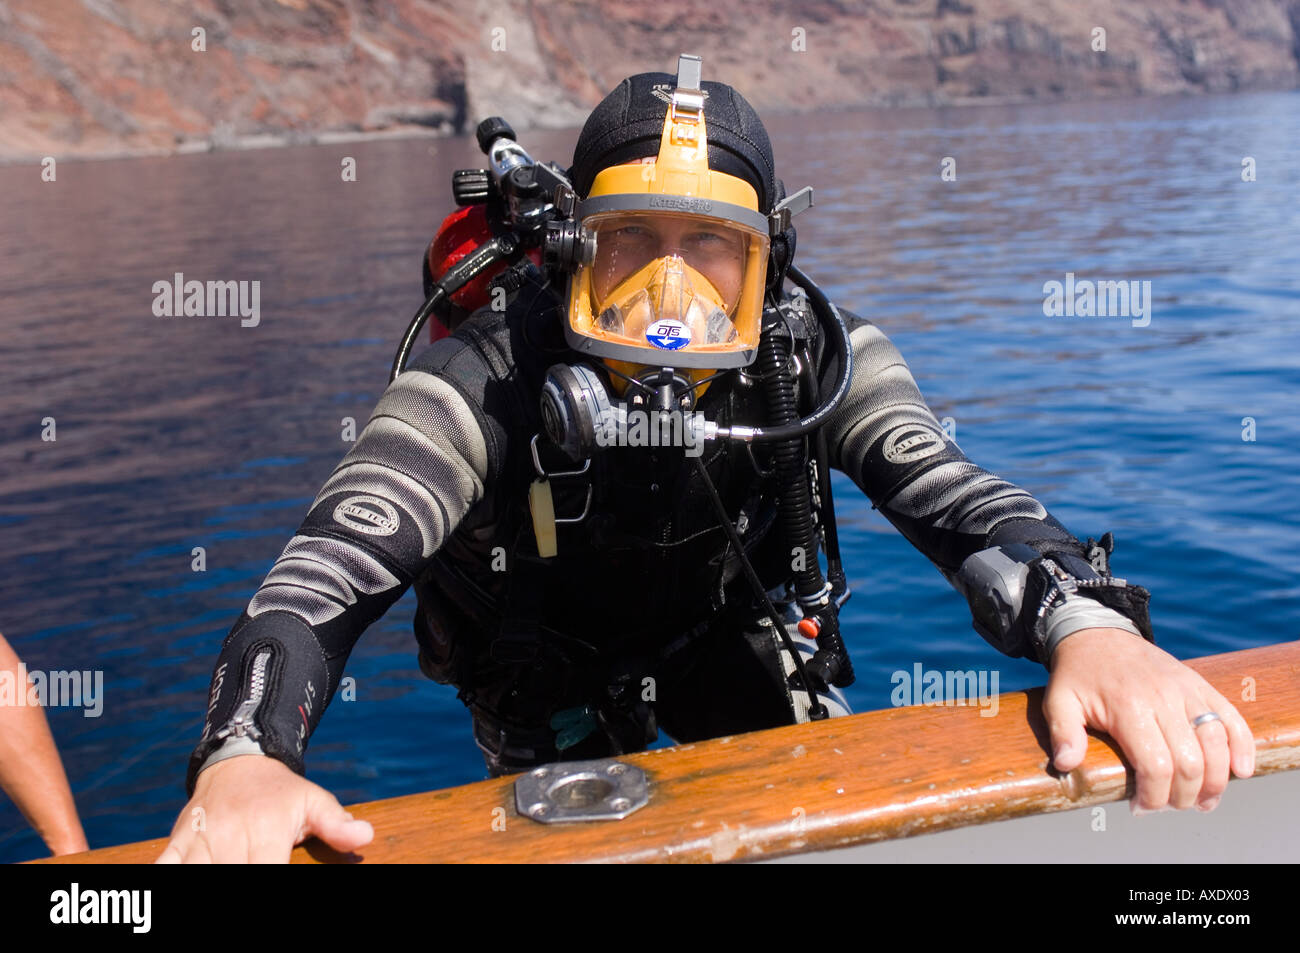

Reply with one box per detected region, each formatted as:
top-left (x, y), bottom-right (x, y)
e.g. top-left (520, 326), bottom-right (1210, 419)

top-left (1, 0), bottom-right (1297, 161)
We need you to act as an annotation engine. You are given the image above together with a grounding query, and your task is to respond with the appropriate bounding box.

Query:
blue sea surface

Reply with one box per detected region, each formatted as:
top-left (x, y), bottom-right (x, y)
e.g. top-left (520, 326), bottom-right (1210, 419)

top-left (1, 91), bottom-right (1297, 862)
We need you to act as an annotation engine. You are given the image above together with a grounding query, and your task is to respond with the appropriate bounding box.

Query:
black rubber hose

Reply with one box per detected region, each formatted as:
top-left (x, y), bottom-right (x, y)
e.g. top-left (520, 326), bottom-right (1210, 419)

top-left (390, 285), bottom-right (448, 384)
top-left (736, 265), bottom-right (852, 443)
top-left (815, 426), bottom-right (848, 605)
top-left (756, 327), bottom-right (822, 605)
top-left (798, 340), bottom-right (848, 606)
top-left (390, 232), bottom-right (520, 383)
top-left (756, 327), bottom-right (854, 688)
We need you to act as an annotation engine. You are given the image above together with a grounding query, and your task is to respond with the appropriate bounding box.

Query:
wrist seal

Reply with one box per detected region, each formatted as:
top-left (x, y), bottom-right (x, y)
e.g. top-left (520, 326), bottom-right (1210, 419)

top-left (955, 537), bottom-right (1153, 665)
top-left (185, 610), bottom-right (332, 798)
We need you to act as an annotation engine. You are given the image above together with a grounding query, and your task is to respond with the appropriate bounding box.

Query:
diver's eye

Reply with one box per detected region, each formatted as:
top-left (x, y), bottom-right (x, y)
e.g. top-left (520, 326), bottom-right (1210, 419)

top-left (687, 230), bottom-right (740, 253)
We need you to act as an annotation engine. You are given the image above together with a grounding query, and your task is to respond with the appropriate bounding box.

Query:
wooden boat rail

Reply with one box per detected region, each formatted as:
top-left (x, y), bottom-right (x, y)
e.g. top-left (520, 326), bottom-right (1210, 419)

top-left (34, 640), bottom-right (1300, 863)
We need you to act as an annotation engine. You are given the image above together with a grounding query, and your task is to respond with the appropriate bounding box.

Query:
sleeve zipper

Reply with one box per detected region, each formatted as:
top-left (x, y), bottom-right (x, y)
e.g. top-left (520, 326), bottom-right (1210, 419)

top-left (213, 648), bottom-right (272, 743)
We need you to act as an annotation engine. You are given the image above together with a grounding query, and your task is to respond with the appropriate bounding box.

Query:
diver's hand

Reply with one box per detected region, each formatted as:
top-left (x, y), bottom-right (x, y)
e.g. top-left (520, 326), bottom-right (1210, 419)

top-left (155, 754), bottom-right (373, 863)
top-left (1043, 627), bottom-right (1255, 813)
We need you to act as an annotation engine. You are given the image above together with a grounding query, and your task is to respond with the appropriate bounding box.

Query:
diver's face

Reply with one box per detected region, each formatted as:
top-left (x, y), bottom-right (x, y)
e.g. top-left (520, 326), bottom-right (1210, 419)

top-left (591, 217), bottom-right (746, 310)
top-left (589, 161), bottom-right (747, 310)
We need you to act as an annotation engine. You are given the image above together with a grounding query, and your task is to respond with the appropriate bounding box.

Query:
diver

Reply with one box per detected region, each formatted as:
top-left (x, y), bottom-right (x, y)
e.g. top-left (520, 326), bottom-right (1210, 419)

top-left (158, 56), bottom-right (1254, 863)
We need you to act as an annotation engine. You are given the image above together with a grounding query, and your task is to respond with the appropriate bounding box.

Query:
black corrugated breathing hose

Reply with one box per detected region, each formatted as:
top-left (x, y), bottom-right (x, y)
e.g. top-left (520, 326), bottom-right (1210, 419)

top-left (754, 319), bottom-right (855, 689)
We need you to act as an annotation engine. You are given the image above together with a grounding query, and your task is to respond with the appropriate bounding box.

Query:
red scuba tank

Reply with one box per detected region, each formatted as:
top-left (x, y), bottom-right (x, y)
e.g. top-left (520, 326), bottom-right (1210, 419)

top-left (426, 205), bottom-right (544, 341)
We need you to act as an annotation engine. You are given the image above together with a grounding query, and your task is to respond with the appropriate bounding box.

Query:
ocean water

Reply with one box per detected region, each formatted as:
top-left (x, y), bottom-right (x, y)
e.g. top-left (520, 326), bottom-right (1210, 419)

top-left (1, 91), bottom-right (1297, 863)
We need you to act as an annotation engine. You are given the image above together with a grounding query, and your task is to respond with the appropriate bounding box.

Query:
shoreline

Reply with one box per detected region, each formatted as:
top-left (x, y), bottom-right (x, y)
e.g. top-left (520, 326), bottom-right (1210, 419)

top-left (4, 84), bottom-right (1296, 169)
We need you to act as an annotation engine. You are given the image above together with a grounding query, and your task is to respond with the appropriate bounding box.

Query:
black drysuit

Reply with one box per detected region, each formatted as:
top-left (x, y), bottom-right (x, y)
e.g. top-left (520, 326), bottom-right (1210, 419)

top-left (186, 279), bottom-right (1149, 793)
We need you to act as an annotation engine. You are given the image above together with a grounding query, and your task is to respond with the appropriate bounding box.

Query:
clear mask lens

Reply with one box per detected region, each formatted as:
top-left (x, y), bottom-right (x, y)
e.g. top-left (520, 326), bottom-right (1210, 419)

top-left (567, 210), bottom-right (768, 368)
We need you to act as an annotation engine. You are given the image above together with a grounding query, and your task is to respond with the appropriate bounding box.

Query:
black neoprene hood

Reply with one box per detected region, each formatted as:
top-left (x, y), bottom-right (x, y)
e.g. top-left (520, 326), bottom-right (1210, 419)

top-left (568, 71), bottom-right (779, 213)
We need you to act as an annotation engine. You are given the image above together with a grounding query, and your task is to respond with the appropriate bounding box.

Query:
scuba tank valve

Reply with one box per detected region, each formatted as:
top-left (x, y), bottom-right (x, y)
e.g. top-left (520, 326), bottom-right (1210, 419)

top-left (392, 116), bottom-right (584, 383)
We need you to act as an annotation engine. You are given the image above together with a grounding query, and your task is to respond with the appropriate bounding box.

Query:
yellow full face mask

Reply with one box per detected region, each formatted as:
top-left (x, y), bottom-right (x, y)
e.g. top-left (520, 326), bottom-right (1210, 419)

top-left (563, 58), bottom-right (771, 393)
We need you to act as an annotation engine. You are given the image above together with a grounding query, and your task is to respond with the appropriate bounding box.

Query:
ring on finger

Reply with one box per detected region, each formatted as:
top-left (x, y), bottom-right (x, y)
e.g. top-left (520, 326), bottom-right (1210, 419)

top-left (1191, 711), bottom-right (1222, 728)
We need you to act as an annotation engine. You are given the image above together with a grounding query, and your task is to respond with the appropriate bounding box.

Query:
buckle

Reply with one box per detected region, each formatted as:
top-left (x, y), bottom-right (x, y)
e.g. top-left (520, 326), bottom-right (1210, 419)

top-left (769, 186), bottom-right (815, 236)
top-left (530, 434), bottom-right (593, 524)
top-left (670, 54), bottom-right (704, 118)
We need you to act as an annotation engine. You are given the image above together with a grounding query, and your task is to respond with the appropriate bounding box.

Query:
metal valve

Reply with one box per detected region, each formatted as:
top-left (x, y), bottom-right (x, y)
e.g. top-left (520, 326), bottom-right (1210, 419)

top-left (544, 220), bottom-right (596, 271)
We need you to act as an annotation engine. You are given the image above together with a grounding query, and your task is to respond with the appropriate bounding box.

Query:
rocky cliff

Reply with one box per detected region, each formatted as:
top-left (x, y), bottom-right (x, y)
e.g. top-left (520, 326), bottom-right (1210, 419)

top-left (2, 0), bottom-right (1298, 161)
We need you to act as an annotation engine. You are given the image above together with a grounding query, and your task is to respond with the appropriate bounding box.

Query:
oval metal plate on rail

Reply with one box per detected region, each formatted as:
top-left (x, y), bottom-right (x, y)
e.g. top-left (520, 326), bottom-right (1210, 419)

top-left (514, 759), bottom-right (649, 823)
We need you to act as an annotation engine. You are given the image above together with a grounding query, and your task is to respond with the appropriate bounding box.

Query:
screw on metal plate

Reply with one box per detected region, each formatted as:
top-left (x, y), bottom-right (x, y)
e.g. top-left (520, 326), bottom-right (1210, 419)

top-left (514, 758), bottom-right (649, 823)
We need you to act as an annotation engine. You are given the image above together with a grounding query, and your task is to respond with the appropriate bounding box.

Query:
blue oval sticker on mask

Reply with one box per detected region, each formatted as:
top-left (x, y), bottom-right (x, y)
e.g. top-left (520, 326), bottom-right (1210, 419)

top-left (647, 319), bottom-right (691, 350)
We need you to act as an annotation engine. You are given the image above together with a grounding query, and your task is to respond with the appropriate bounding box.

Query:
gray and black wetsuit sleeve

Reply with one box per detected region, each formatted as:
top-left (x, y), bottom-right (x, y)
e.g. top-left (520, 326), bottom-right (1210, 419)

top-left (820, 309), bottom-right (1154, 665)
top-left (184, 341), bottom-right (501, 796)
